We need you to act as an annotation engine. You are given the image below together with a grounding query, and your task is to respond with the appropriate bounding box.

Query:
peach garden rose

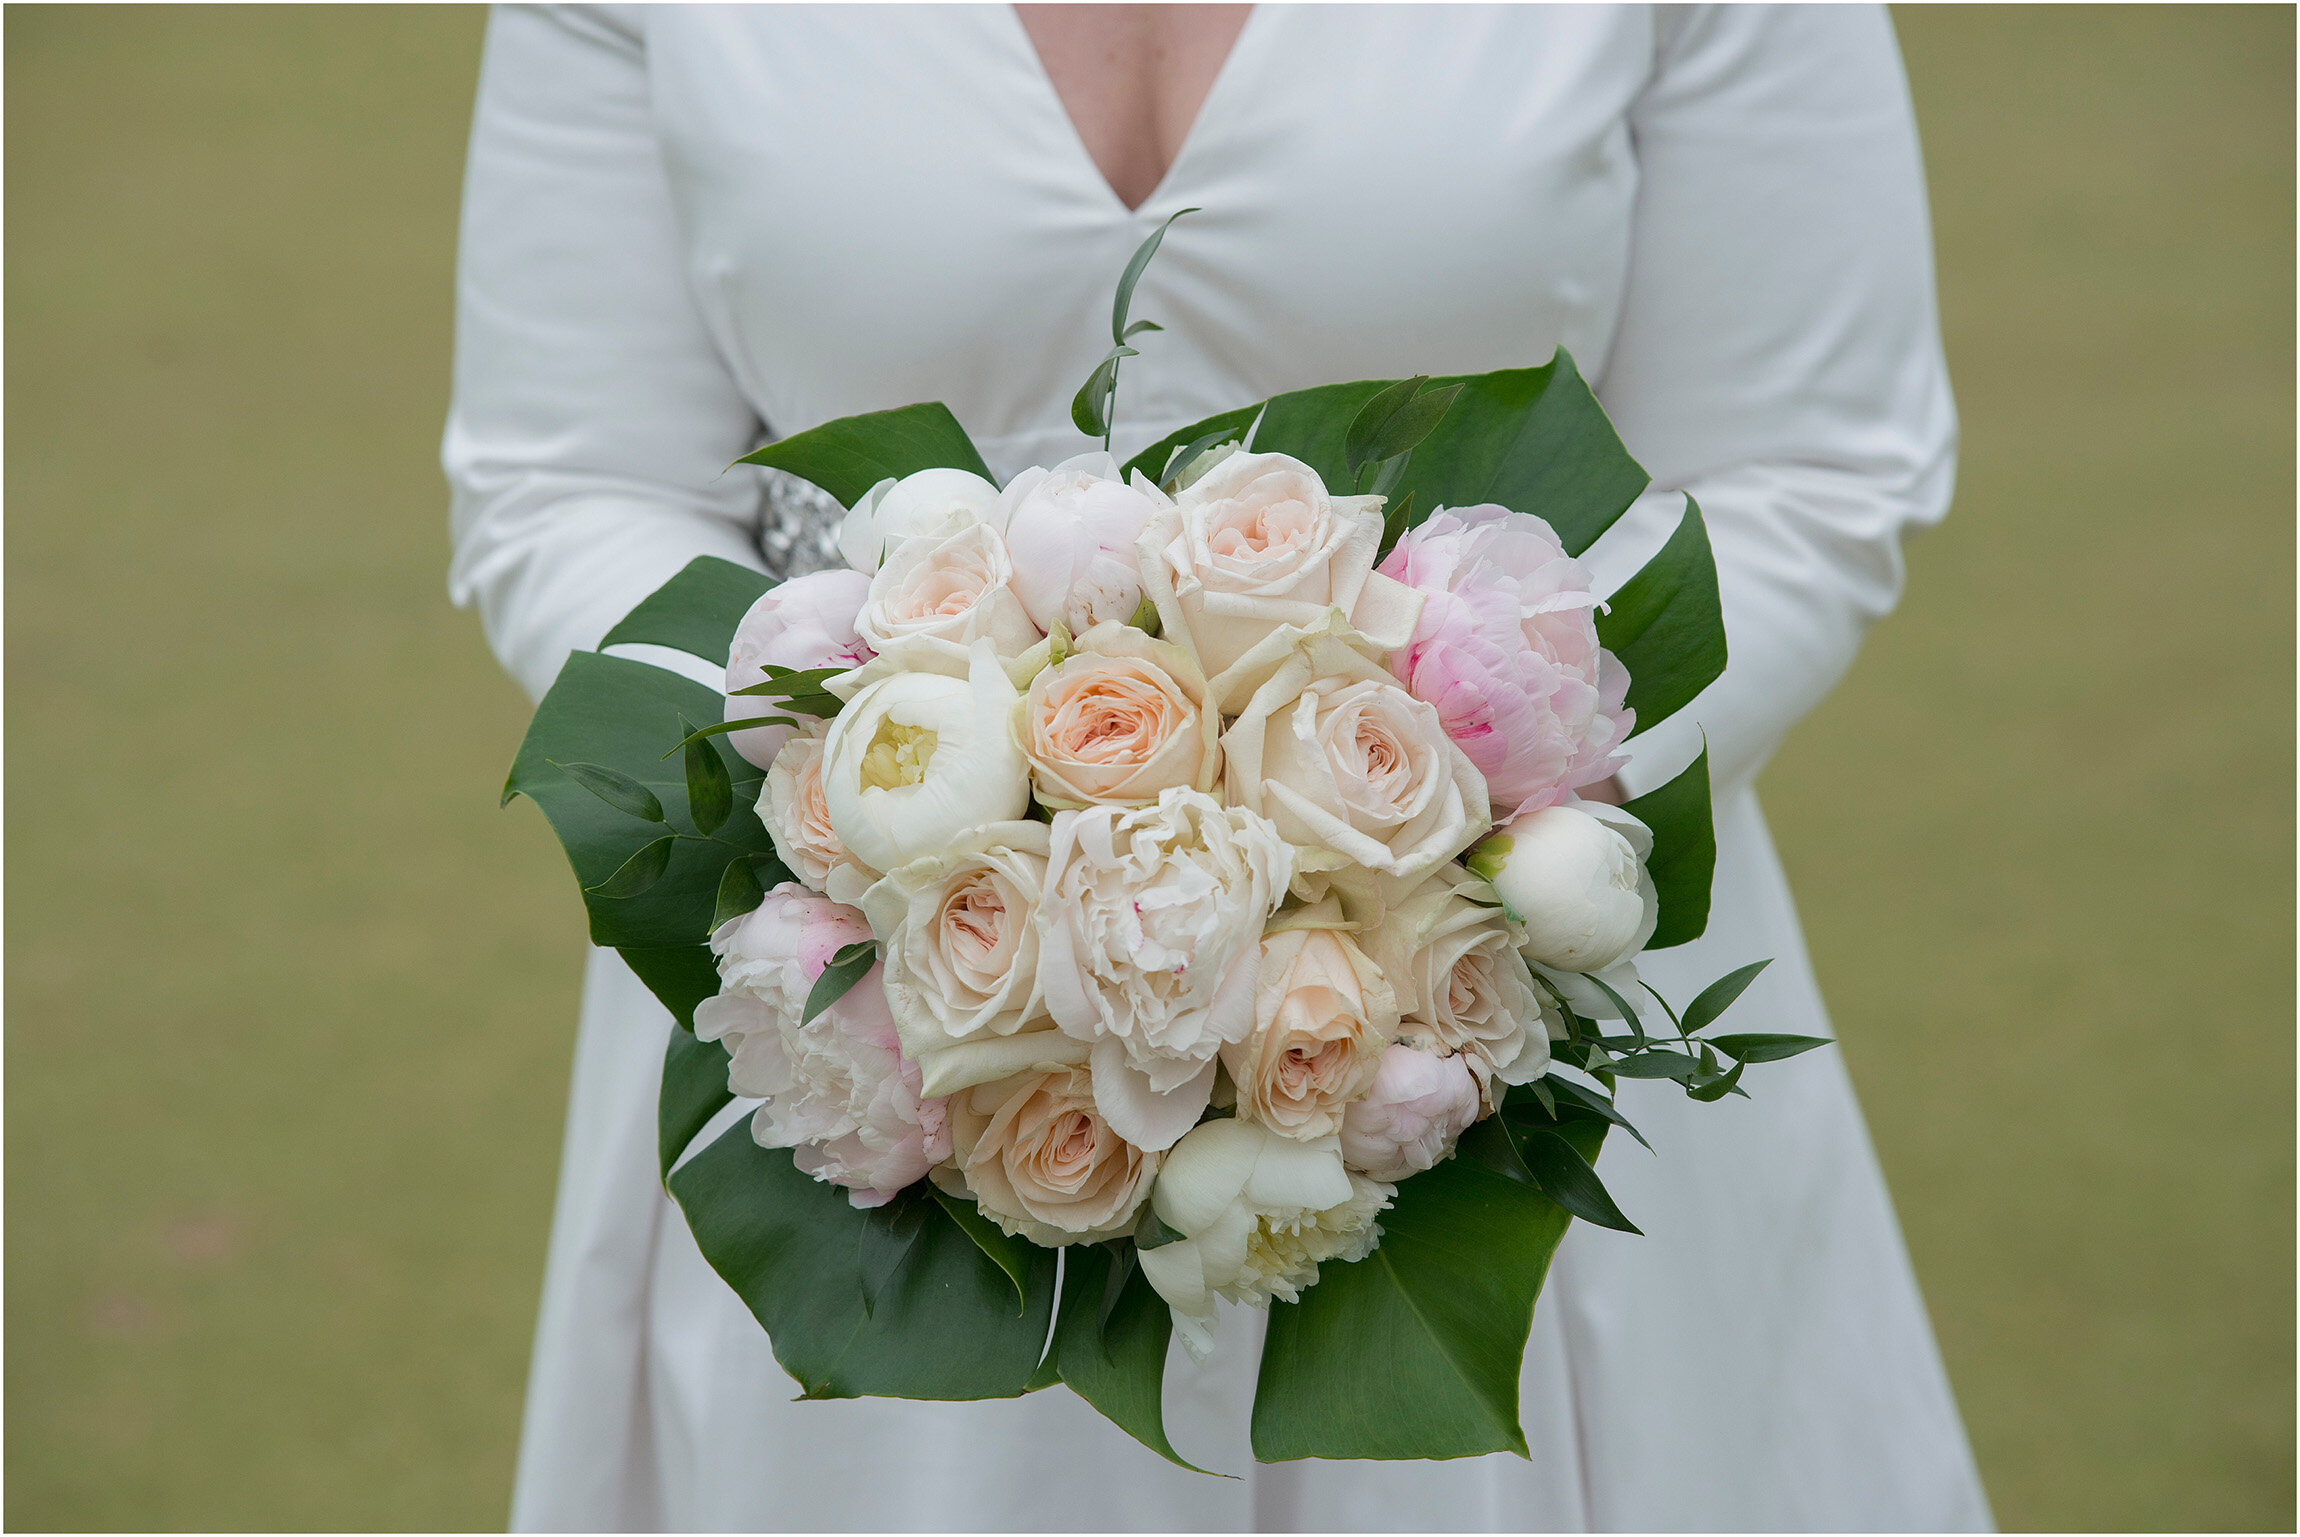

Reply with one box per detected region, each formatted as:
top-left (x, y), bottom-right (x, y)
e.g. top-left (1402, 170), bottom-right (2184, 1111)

top-left (1017, 621), bottom-right (1219, 809)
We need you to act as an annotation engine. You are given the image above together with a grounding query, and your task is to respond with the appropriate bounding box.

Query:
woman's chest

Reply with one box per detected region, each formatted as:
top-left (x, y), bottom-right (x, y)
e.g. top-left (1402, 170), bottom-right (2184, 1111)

top-left (642, 5), bottom-right (1655, 469)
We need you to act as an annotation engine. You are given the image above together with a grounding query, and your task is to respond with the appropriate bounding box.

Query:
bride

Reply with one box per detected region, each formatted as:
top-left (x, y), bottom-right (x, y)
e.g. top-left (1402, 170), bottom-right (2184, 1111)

top-left (446, 5), bottom-right (1993, 1530)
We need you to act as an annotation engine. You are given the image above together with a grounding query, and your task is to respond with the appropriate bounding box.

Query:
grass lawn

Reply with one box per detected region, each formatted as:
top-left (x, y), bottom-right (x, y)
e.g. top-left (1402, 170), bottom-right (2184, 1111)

top-left (6, 6), bottom-right (2290, 1529)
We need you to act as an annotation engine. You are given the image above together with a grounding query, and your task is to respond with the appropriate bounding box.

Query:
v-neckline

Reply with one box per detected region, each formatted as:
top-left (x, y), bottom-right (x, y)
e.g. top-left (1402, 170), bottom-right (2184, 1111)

top-left (1006, 5), bottom-right (1262, 219)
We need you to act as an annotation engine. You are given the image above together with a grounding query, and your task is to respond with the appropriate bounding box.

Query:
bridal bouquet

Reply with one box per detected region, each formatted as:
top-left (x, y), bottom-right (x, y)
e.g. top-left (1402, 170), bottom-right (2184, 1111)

top-left (505, 217), bottom-right (1822, 1467)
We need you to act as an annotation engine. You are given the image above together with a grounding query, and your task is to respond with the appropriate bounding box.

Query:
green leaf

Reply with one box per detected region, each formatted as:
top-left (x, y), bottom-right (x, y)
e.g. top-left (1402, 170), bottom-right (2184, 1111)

top-left (1071, 349), bottom-right (1127, 438)
top-left (858, 1187), bottom-right (932, 1318)
top-left (1054, 1240), bottom-right (1206, 1472)
top-left (1252, 1120), bottom-right (1601, 1462)
top-left (711, 857), bottom-right (765, 933)
top-left (682, 716), bottom-right (734, 835)
top-left (1110, 206), bottom-right (1196, 344)
top-left (1681, 959), bottom-right (1772, 1034)
top-left (667, 1124), bottom-right (1056, 1400)
top-left (551, 760), bottom-right (666, 825)
top-left (1509, 1076), bottom-right (1650, 1152)
top-left (1583, 971), bottom-right (1648, 1046)
top-left (1121, 317), bottom-right (1163, 341)
top-left (1595, 497), bottom-right (1726, 736)
top-left (597, 555), bottom-right (772, 663)
top-left (1377, 489), bottom-right (1418, 559)
top-left (1622, 745), bottom-right (1717, 950)
top-left (1456, 1114), bottom-right (1537, 1185)
top-left (929, 1188), bottom-right (1035, 1315)
top-left (587, 835), bottom-right (674, 899)
top-left (1123, 405), bottom-right (1261, 486)
top-left (735, 401), bottom-right (994, 508)
top-left (663, 716), bottom-right (800, 757)
top-left (802, 941), bottom-right (877, 1025)
top-left (659, 1021), bottom-right (734, 1180)
top-left (1708, 1032), bottom-right (1834, 1064)
top-left (1343, 375), bottom-right (1427, 475)
top-left (1513, 1125), bottom-right (1640, 1235)
top-left (508, 651), bottom-right (782, 948)
top-left (1607, 1050), bottom-right (1699, 1081)
top-left (621, 943), bottom-right (725, 1033)
top-left (1362, 382), bottom-right (1461, 469)
top-left (1133, 1203), bottom-right (1185, 1250)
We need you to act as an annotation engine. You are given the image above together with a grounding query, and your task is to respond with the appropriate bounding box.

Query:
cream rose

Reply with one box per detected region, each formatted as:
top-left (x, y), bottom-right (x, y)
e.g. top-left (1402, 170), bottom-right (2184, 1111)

top-left (762, 722), bottom-right (857, 893)
top-left (938, 1065), bottom-right (1157, 1246)
top-left (821, 639), bottom-right (1031, 877)
top-left (1136, 1118), bottom-right (1391, 1360)
top-left (1136, 450), bottom-right (1425, 712)
top-left (1221, 902), bottom-right (1397, 1141)
top-left (1017, 621), bottom-right (1219, 809)
top-left (855, 515), bottom-right (1042, 674)
top-left (859, 821), bottom-right (1094, 1099)
top-left (838, 466), bottom-right (1000, 574)
top-left (1222, 635), bottom-right (1491, 893)
top-left (1367, 864), bottom-right (1557, 1091)
top-left (993, 451), bottom-right (1172, 635)
top-left (1036, 788), bottom-right (1294, 1151)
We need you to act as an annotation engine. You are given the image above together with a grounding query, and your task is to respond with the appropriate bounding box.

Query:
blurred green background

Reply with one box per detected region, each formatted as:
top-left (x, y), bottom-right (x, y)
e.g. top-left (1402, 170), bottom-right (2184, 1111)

top-left (6, 5), bottom-right (2291, 1530)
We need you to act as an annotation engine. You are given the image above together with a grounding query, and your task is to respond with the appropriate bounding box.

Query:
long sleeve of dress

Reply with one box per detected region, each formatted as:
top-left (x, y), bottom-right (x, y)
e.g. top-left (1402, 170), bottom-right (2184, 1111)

top-left (1592, 4), bottom-right (1956, 798)
top-left (444, 4), bottom-right (765, 704)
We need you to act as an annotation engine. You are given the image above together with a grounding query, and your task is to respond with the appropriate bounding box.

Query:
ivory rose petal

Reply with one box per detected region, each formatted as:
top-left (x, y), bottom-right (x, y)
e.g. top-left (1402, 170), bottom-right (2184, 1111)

top-left (1221, 902), bottom-right (1397, 1142)
top-left (1366, 864), bottom-right (1558, 1091)
top-left (1017, 621), bottom-right (1220, 809)
top-left (762, 722), bottom-right (858, 893)
top-left (938, 1064), bottom-right (1157, 1246)
top-left (856, 516), bottom-right (1042, 674)
top-left (1136, 450), bottom-right (1424, 712)
top-left (859, 821), bottom-right (1063, 1097)
top-left (1222, 634), bottom-right (1491, 893)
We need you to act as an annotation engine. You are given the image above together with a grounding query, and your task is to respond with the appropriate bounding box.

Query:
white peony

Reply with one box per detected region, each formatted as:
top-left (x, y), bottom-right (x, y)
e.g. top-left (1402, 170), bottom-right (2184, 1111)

top-left (1036, 788), bottom-right (1294, 1151)
top-left (1136, 1118), bottom-right (1392, 1360)
top-left (993, 451), bottom-right (1172, 636)
top-left (837, 466), bottom-right (1001, 574)
top-left (821, 639), bottom-right (1031, 877)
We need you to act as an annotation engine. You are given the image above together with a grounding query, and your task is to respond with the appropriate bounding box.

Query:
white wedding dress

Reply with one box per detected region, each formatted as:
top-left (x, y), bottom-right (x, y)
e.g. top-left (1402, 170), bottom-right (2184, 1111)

top-left (445, 5), bottom-right (1993, 1530)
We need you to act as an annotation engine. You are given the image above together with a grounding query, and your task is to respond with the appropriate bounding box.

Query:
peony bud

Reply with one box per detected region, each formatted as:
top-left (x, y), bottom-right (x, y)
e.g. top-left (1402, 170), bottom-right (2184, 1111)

top-left (837, 467), bottom-right (1000, 575)
top-left (723, 568), bottom-right (873, 769)
top-left (1339, 1044), bottom-right (1483, 1181)
top-left (994, 452), bottom-right (1171, 636)
top-left (1467, 803), bottom-right (1657, 973)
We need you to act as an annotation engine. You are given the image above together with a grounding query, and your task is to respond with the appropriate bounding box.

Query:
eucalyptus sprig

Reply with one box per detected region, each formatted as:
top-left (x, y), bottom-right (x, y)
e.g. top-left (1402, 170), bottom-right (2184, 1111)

top-left (1071, 207), bottom-right (1198, 452)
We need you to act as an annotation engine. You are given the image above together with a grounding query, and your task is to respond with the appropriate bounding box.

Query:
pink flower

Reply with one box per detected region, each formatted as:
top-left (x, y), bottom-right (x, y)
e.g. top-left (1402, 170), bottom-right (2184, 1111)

top-left (1338, 1043), bottom-right (1483, 1182)
top-left (1375, 506), bottom-right (1633, 820)
top-left (723, 569), bottom-right (874, 770)
top-left (693, 883), bottom-right (950, 1208)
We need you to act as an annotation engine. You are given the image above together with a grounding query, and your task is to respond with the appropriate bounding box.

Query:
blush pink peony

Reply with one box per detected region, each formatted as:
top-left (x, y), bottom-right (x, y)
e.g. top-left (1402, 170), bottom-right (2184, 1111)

top-left (693, 882), bottom-right (950, 1208)
top-left (1374, 505), bottom-right (1633, 820)
top-left (724, 569), bottom-right (875, 770)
